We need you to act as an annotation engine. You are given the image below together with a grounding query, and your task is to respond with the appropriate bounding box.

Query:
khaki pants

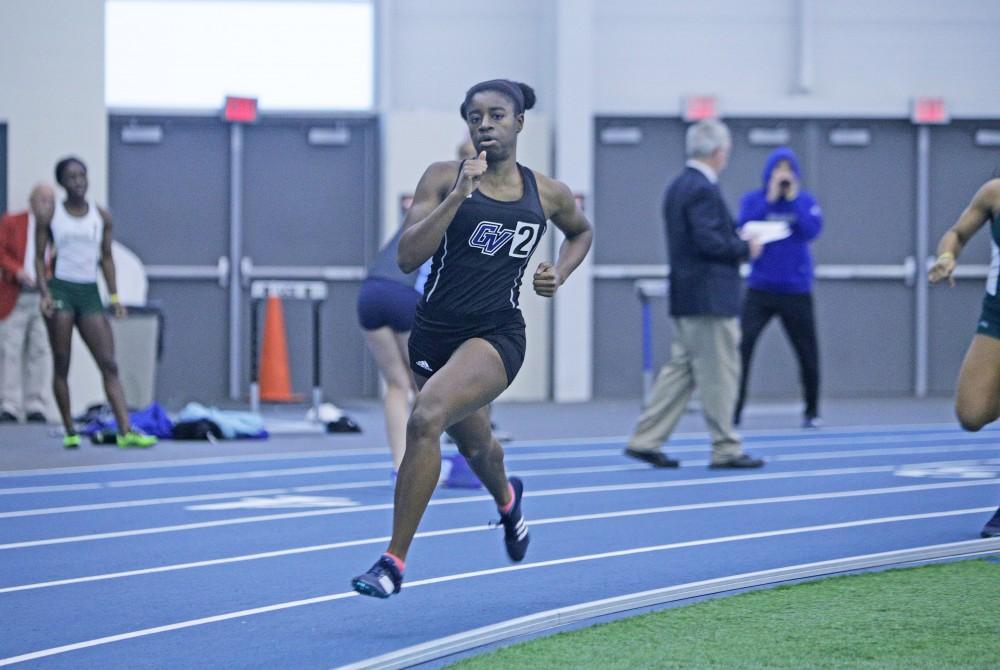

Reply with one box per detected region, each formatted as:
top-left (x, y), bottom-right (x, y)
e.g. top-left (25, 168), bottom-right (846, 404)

top-left (0, 292), bottom-right (51, 419)
top-left (628, 316), bottom-right (742, 463)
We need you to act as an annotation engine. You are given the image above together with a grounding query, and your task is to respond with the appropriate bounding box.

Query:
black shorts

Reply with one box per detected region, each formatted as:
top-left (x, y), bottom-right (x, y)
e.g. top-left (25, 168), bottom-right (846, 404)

top-left (977, 294), bottom-right (1000, 341)
top-left (356, 277), bottom-right (421, 332)
top-left (408, 305), bottom-right (527, 385)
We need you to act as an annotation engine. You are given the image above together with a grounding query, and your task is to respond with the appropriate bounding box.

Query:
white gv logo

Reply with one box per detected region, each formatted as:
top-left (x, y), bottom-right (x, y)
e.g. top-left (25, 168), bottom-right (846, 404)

top-left (469, 222), bottom-right (515, 256)
top-left (469, 221), bottom-right (541, 258)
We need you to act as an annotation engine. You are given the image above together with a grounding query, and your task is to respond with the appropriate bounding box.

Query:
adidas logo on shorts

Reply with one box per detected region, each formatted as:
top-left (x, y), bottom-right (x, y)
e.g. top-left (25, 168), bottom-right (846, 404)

top-left (416, 360), bottom-right (433, 372)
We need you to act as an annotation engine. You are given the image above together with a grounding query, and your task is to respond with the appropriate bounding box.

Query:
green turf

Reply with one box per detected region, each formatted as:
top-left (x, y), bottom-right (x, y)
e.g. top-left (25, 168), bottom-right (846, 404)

top-left (446, 559), bottom-right (1000, 669)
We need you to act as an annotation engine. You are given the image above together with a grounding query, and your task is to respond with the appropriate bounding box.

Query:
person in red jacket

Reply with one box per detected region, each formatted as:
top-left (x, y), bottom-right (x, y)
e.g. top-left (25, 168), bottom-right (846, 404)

top-left (0, 185), bottom-right (54, 423)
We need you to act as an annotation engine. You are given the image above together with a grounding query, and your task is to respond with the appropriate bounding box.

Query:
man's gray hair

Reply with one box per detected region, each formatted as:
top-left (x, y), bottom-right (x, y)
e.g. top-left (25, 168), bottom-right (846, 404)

top-left (685, 119), bottom-right (731, 159)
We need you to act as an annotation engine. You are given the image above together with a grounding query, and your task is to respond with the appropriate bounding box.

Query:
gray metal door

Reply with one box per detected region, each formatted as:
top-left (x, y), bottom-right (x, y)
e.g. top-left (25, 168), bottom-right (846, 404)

top-left (109, 116), bottom-right (230, 407)
top-left (785, 119), bottom-right (916, 398)
top-left (928, 120), bottom-right (1000, 393)
top-left (593, 118), bottom-right (684, 397)
top-left (241, 117), bottom-right (379, 399)
top-left (593, 117), bottom-right (919, 400)
top-left (109, 114), bottom-right (380, 406)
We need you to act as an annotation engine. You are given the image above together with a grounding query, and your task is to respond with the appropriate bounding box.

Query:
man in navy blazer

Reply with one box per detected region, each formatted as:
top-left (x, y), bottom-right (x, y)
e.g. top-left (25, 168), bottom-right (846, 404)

top-left (625, 119), bottom-right (764, 469)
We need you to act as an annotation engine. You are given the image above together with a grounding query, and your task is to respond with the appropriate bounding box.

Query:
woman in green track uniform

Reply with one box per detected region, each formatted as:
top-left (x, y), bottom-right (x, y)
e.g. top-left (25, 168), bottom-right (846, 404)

top-left (928, 178), bottom-right (1000, 537)
top-left (34, 157), bottom-right (157, 449)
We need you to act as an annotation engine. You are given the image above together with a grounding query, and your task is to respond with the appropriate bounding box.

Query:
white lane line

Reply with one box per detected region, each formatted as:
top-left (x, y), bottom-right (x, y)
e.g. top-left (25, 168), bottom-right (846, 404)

top-left (0, 503), bottom-right (395, 550)
top-left (4, 444), bottom-right (999, 520)
top-left (119, 442), bottom-right (989, 488)
top-left (185, 495), bottom-right (360, 511)
top-left (515, 464), bottom-right (651, 476)
top-left (8, 450), bottom-right (1000, 520)
top-left (739, 422), bottom-right (997, 437)
top-left (2, 439), bottom-right (997, 498)
top-left (519, 449), bottom-right (1000, 475)
top-left (522, 429), bottom-right (1000, 453)
top-left (0, 506), bottom-right (991, 668)
top-left (770, 444), bottom-right (1000, 462)
top-left (0, 483), bottom-right (102, 496)
top-left (0, 591), bottom-right (360, 667)
top-left (0, 450), bottom-right (961, 519)
top-left (497, 423), bottom-right (999, 448)
top-left (524, 479), bottom-right (1000, 526)
top-left (0, 450), bottom-right (650, 492)
top-left (0, 488), bottom-right (291, 519)
top-left (0, 465), bottom-right (390, 495)
top-left (104, 462), bottom-right (394, 488)
top-left (0, 481), bottom-right (389, 520)
top-left (3, 478), bottom-right (997, 594)
top-left (0, 463), bottom-right (902, 550)
top-left (516, 461), bottom-right (993, 498)
top-left (2, 422), bottom-right (995, 479)
top-left (0, 449), bottom-right (387, 478)
top-left (99, 450), bottom-right (635, 487)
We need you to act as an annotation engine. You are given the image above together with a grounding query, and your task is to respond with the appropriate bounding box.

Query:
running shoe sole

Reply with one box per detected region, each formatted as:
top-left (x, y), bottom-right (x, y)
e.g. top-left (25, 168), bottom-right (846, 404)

top-left (351, 578), bottom-right (392, 599)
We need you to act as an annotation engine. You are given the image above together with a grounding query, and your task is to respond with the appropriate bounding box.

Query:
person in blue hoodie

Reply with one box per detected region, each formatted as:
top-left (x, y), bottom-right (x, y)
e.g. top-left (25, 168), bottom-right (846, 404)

top-left (735, 147), bottom-right (823, 428)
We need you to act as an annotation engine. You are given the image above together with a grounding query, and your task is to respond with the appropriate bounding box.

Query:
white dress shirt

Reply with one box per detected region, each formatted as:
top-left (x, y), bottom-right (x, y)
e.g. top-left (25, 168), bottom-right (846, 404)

top-left (21, 213), bottom-right (36, 284)
top-left (685, 159), bottom-right (718, 184)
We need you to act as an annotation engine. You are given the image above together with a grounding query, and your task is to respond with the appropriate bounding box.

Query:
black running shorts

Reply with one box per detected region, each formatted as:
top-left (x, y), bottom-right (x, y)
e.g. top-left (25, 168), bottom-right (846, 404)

top-left (977, 294), bottom-right (1000, 341)
top-left (408, 305), bottom-right (527, 385)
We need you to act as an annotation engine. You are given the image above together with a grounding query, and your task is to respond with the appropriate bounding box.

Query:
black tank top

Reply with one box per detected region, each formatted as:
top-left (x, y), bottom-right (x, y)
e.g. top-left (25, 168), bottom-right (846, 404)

top-left (419, 163), bottom-right (547, 318)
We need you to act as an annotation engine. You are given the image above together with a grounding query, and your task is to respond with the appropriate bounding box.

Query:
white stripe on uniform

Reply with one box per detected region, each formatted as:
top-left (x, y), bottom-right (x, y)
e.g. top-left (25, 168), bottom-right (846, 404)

top-left (425, 233), bottom-right (448, 302)
top-left (988, 238), bottom-right (999, 297)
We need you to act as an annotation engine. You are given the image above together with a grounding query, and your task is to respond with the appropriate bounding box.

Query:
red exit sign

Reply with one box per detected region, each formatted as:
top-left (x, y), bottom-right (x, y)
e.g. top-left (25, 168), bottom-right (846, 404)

top-left (911, 97), bottom-right (948, 125)
top-left (683, 96), bottom-right (718, 122)
top-left (224, 96), bottom-right (258, 123)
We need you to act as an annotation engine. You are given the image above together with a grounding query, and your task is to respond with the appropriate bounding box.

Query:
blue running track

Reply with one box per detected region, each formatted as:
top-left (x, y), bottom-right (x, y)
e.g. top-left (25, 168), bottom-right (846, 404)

top-left (1, 424), bottom-right (999, 668)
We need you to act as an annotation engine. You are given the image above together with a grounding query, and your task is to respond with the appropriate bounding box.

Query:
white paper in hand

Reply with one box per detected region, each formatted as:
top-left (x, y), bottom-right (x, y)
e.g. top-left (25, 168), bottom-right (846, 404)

top-left (741, 220), bottom-right (791, 245)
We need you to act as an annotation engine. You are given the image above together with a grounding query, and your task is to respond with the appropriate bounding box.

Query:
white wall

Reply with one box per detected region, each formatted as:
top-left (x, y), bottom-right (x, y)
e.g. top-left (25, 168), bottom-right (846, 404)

top-left (382, 0), bottom-right (1000, 119)
top-left (552, 0), bottom-right (595, 402)
top-left (592, 0), bottom-right (1000, 116)
top-left (0, 0), bottom-right (107, 209)
top-left (382, 0), bottom-right (553, 113)
top-left (814, 0), bottom-right (1000, 113)
top-left (0, 0), bottom-right (106, 421)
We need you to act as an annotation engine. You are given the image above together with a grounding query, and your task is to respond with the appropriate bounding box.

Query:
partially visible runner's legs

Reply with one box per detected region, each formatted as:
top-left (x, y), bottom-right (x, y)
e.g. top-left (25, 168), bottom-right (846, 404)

top-left (44, 310), bottom-right (78, 448)
top-left (447, 405), bottom-right (530, 560)
top-left (953, 335), bottom-right (1000, 537)
top-left (351, 338), bottom-right (528, 598)
top-left (77, 313), bottom-right (156, 448)
top-left (954, 335), bottom-right (1000, 432)
top-left (363, 326), bottom-right (416, 472)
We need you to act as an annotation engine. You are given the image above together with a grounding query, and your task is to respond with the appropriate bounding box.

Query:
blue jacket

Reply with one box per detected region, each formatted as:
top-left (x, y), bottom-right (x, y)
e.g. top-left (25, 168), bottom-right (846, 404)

top-left (737, 147), bottom-right (822, 294)
top-left (666, 166), bottom-right (749, 317)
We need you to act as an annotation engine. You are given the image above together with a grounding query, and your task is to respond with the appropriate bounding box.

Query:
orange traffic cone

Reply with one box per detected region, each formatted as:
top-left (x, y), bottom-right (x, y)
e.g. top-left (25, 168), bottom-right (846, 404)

top-left (259, 295), bottom-right (302, 402)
